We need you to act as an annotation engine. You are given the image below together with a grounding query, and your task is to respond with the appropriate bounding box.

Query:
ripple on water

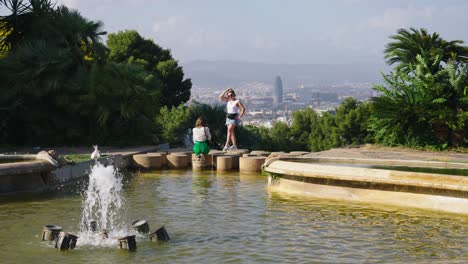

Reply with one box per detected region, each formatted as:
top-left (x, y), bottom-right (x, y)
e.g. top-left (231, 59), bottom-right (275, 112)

top-left (0, 170), bottom-right (467, 263)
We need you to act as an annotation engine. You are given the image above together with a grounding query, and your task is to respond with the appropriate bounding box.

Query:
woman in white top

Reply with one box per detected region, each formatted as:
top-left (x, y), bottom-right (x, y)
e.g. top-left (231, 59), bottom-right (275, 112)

top-left (219, 88), bottom-right (246, 151)
top-left (192, 117), bottom-right (212, 161)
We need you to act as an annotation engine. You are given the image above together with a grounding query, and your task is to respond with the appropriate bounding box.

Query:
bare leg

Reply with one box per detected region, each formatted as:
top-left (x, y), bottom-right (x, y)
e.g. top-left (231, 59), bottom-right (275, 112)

top-left (230, 125), bottom-right (237, 146)
top-left (225, 125), bottom-right (232, 147)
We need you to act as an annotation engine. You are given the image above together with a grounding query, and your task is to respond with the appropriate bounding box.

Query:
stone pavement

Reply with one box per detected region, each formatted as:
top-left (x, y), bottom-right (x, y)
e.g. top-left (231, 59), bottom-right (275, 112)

top-left (304, 145), bottom-right (468, 163)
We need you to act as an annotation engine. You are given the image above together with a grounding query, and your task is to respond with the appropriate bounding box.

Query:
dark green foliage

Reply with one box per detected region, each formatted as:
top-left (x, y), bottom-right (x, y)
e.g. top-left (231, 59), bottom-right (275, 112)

top-left (335, 98), bottom-right (373, 145)
top-left (156, 98), bottom-right (373, 152)
top-left (238, 122), bottom-right (297, 152)
top-left (0, 1), bottom-right (186, 146)
top-left (155, 104), bottom-right (192, 148)
top-left (106, 30), bottom-right (191, 108)
top-left (370, 56), bottom-right (468, 148)
top-left (370, 27), bottom-right (468, 149)
top-left (107, 30), bottom-right (171, 70)
top-left (0, 0), bottom-right (104, 145)
top-left (236, 125), bottom-right (270, 150)
top-left (156, 102), bottom-right (230, 148)
top-left (188, 102), bottom-right (226, 149)
top-left (308, 112), bottom-right (340, 152)
top-left (384, 27), bottom-right (468, 73)
top-left (78, 63), bottom-right (160, 145)
top-left (290, 108), bottom-right (317, 150)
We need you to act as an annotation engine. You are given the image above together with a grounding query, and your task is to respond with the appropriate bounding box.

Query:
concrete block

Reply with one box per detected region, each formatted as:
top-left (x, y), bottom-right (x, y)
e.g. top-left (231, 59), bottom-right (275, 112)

top-left (239, 156), bottom-right (266, 173)
top-left (217, 156), bottom-right (233, 172)
top-left (192, 160), bottom-right (209, 170)
top-left (250, 150), bottom-right (271, 156)
top-left (133, 154), bottom-right (162, 169)
top-left (148, 152), bottom-right (168, 166)
top-left (167, 154), bottom-right (188, 169)
top-left (290, 151), bottom-right (310, 155)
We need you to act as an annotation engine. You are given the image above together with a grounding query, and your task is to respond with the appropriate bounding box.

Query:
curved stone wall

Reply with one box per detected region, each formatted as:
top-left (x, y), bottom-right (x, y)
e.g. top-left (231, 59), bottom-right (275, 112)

top-left (265, 160), bottom-right (468, 215)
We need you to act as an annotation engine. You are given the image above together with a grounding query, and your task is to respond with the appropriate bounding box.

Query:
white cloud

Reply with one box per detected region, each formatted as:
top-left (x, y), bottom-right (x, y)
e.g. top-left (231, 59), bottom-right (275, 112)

top-left (186, 28), bottom-right (207, 47)
top-left (152, 16), bottom-right (186, 33)
top-left (367, 5), bottom-right (436, 30)
top-left (329, 4), bottom-right (439, 52)
top-left (251, 35), bottom-right (280, 50)
top-left (55, 0), bottom-right (79, 8)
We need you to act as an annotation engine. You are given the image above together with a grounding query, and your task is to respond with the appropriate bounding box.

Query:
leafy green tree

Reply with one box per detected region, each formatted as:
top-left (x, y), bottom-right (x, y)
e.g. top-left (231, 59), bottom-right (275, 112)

top-left (0, 0), bottom-right (160, 146)
top-left (78, 63), bottom-right (160, 145)
top-left (308, 112), bottom-right (340, 152)
top-left (370, 56), bottom-right (468, 148)
top-left (188, 102), bottom-right (226, 149)
top-left (0, 0), bottom-right (106, 61)
top-left (268, 121), bottom-right (294, 151)
top-left (384, 27), bottom-right (468, 73)
top-left (0, 0), bottom-right (104, 144)
top-left (335, 97), bottom-right (372, 145)
top-left (237, 125), bottom-right (271, 150)
top-left (155, 104), bottom-right (192, 147)
top-left (290, 108), bottom-right (318, 150)
top-left (107, 30), bottom-right (171, 69)
top-left (432, 62), bottom-right (468, 146)
top-left (156, 60), bottom-right (192, 107)
top-left (106, 30), bottom-right (191, 107)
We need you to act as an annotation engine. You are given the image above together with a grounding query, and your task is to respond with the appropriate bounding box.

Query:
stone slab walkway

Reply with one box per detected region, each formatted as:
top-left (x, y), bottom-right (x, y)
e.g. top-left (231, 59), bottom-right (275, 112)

top-left (304, 145), bottom-right (468, 163)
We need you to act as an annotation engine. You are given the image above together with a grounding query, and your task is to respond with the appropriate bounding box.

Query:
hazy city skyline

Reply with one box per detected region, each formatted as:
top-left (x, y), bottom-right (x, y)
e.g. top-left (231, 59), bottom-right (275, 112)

top-left (47, 0), bottom-right (468, 66)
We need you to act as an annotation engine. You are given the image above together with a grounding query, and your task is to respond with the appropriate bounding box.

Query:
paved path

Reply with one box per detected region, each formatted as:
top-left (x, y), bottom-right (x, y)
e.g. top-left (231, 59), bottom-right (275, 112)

top-left (0, 145), bottom-right (169, 156)
top-left (304, 145), bottom-right (468, 163)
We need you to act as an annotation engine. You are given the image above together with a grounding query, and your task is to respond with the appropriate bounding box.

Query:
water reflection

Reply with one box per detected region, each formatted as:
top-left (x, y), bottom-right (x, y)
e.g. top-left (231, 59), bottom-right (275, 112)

top-left (0, 171), bottom-right (466, 263)
top-left (266, 192), bottom-right (468, 261)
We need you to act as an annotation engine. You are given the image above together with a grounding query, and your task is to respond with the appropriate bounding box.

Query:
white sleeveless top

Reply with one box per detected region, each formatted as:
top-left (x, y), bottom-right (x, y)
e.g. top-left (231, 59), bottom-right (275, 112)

top-left (227, 100), bottom-right (239, 114)
top-left (192, 127), bottom-right (211, 142)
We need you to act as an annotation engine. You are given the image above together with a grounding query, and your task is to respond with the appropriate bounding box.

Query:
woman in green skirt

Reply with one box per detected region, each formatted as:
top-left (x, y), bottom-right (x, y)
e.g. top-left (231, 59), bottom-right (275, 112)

top-left (192, 117), bottom-right (212, 161)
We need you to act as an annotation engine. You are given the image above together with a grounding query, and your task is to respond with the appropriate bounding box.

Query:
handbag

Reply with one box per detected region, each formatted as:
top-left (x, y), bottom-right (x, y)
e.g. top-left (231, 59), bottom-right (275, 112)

top-left (203, 127), bottom-right (213, 147)
top-left (227, 113), bottom-right (238, 120)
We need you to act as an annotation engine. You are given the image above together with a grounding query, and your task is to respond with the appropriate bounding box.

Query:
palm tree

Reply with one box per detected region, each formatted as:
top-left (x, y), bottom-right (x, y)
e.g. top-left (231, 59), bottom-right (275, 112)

top-left (0, 0), bottom-right (107, 144)
top-left (0, 0), bottom-right (106, 60)
top-left (77, 63), bottom-right (160, 143)
top-left (370, 56), bottom-right (437, 146)
top-left (384, 28), bottom-right (468, 73)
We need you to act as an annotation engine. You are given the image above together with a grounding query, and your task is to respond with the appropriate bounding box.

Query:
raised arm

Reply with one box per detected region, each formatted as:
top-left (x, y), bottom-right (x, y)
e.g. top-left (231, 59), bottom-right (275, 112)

top-left (218, 88), bottom-right (231, 102)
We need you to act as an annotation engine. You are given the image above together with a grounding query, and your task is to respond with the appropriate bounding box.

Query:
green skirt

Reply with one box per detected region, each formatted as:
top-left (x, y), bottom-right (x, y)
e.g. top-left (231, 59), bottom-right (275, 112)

top-left (193, 141), bottom-right (210, 155)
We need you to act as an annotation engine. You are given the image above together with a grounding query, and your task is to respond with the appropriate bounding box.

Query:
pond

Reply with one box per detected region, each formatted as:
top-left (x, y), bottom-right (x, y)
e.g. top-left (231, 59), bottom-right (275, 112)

top-left (0, 169), bottom-right (467, 263)
top-left (295, 159), bottom-right (468, 176)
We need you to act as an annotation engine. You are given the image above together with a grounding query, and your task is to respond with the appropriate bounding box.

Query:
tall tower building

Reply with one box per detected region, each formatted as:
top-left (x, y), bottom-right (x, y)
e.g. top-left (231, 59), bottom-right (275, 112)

top-left (273, 76), bottom-right (283, 104)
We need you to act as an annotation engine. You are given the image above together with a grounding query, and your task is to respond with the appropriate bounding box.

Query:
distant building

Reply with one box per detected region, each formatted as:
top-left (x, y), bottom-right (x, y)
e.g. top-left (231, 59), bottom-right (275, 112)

top-left (273, 76), bottom-right (283, 104)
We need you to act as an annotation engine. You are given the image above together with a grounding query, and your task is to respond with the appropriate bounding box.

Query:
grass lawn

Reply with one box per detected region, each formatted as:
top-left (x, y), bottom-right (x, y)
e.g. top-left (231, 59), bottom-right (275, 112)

top-left (63, 154), bottom-right (107, 163)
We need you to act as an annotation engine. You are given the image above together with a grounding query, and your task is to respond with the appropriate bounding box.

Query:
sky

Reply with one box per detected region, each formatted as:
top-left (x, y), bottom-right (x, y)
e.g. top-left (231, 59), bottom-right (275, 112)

top-left (16, 0), bottom-right (468, 65)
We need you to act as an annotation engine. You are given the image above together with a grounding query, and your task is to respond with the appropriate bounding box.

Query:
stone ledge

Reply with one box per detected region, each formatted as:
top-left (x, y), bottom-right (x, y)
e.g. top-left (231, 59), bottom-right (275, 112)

top-left (0, 160), bottom-right (54, 176)
top-left (266, 160), bottom-right (468, 192)
top-left (265, 160), bottom-right (468, 214)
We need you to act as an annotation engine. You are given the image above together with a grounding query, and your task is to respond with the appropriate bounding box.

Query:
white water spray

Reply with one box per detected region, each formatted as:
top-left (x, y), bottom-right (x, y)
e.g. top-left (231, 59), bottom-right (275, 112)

top-left (78, 162), bottom-right (130, 246)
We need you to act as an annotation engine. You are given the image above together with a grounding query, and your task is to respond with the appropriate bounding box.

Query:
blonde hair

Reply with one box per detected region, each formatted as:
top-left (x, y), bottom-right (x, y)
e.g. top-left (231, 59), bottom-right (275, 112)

top-left (226, 88), bottom-right (236, 98)
top-left (194, 117), bottom-right (207, 127)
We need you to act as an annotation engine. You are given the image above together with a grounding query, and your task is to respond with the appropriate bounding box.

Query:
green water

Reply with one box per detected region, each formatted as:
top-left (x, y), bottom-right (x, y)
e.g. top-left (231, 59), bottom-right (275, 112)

top-left (298, 160), bottom-right (468, 176)
top-left (0, 170), bottom-right (467, 263)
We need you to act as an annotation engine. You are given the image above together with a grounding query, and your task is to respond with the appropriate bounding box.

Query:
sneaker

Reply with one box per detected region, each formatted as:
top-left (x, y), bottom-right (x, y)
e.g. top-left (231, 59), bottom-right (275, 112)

top-left (229, 145), bottom-right (237, 150)
top-left (196, 154), bottom-right (201, 161)
top-left (222, 146), bottom-right (229, 151)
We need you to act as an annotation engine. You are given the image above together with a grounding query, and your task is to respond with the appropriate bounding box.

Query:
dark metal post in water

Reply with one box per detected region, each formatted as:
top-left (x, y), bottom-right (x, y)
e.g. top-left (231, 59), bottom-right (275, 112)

top-left (42, 225), bottom-right (62, 241)
top-left (100, 230), bottom-right (108, 239)
top-left (118, 235), bottom-right (137, 251)
top-left (132, 220), bottom-right (150, 234)
top-left (55, 232), bottom-right (78, 250)
top-left (89, 220), bottom-right (97, 232)
top-left (149, 226), bottom-right (170, 242)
